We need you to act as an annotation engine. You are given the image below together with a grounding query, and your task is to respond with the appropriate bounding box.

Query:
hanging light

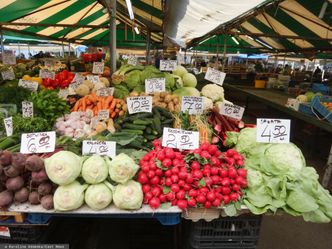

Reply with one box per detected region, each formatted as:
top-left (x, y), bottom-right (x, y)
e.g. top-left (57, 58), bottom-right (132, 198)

top-left (246, 35), bottom-right (254, 40)
top-left (134, 26), bottom-right (140, 34)
top-left (232, 37), bottom-right (239, 45)
top-left (255, 39), bottom-right (273, 50)
top-left (319, 1), bottom-right (328, 19)
top-left (125, 0), bottom-right (135, 20)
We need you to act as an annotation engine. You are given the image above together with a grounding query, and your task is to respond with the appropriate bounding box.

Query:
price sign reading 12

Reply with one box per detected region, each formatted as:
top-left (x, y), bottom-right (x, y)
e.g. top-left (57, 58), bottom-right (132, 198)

top-left (127, 96), bottom-right (152, 114)
top-left (20, 131), bottom-right (56, 154)
top-left (181, 96), bottom-right (203, 115)
top-left (162, 127), bottom-right (199, 150)
top-left (256, 119), bottom-right (291, 143)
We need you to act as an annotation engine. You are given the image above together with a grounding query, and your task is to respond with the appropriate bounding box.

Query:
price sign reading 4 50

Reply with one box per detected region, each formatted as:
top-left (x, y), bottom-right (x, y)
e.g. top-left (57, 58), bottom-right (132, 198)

top-left (181, 96), bottom-right (203, 115)
top-left (82, 140), bottom-right (116, 158)
top-left (256, 119), bottom-right (291, 143)
top-left (127, 96), bottom-right (152, 114)
top-left (162, 127), bottom-right (199, 150)
top-left (20, 131), bottom-right (56, 154)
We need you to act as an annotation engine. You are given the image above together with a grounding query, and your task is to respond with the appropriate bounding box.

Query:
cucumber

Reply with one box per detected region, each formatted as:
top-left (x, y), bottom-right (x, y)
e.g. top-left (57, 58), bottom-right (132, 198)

top-left (162, 118), bottom-right (174, 125)
top-left (122, 123), bottom-right (146, 130)
top-left (152, 117), bottom-right (162, 134)
top-left (121, 129), bottom-right (144, 135)
top-left (128, 113), bottom-right (153, 121)
top-left (155, 106), bottom-right (173, 119)
top-left (145, 127), bottom-right (152, 134)
top-left (133, 119), bottom-right (152, 125)
top-left (152, 108), bottom-right (161, 120)
top-left (144, 134), bottom-right (158, 141)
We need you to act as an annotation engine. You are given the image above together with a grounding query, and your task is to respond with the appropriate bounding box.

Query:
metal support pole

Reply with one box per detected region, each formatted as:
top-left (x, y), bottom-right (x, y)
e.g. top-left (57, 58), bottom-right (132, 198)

top-left (0, 29), bottom-right (4, 62)
top-left (62, 41), bottom-right (65, 57)
top-left (222, 34), bottom-right (227, 71)
top-left (106, 0), bottom-right (117, 74)
top-left (146, 30), bottom-right (151, 65)
top-left (27, 43), bottom-right (31, 58)
top-left (184, 49), bottom-right (187, 65)
top-left (68, 42), bottom-right (71, 57)
top-left (18, 42), bottom-right (20, 56)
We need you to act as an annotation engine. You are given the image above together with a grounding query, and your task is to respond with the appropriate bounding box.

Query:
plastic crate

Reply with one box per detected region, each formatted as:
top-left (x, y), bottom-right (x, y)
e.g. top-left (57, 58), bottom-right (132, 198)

top-left (298, 103), bottom-right (314, 116)
top-left (311, 95), bottom-right (332, 124)
top-left (188, 215), bottom-right (262, 249)
top-left (0, 225), bottom-right (46, 243)
top-left (27, 214), bottom-right (51, 224)
top-left (312, 83), bottom-right (329, 95)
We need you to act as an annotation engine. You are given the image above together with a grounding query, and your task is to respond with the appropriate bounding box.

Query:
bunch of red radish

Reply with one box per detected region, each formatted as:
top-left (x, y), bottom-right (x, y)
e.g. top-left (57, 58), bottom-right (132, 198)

top-left (138, 140), bottom-right (247, 210)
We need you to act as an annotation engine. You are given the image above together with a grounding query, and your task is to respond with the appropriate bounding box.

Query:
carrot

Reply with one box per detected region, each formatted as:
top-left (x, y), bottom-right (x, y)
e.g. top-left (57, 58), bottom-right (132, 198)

top-left (72, 99), bottom-right (81, 112)
top-left (105, 96), bottom-right (113, 107)
top-left (111, 112), bottom-right (117, 118)
top-left (81, 98), bottom-right (87, 111)
top-left (109, 99), bottom-right (117, 111)
top-left (97, 101), bottom-right (102, 111)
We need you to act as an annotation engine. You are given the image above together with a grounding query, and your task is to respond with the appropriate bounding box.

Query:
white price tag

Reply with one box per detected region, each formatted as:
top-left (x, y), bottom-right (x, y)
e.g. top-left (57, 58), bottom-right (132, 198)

top-left (145, 78), bottom-right (166, 93)
top-left (2, 51), bottom-right (16, 65)
top-left (162, 127), bottom-right (199, 150)
top-left (286, 98), bottom-right (299, 111)
top-left (22, 101), bottom-right (33, 118)
top-left (82, 140), bottom-right (116, 158)
top-left (127, 55), bottom-right (137, 66)
top-left (204, 67), bottom-right (226, 86)
top-left (181, 96), bottom-right (203, 115)
top-left (72, 73), bottom-right (85, 83)
top-left (39, 69), bottom-right (55, 80)
top-left (96, 87), bottom-right (114, 97)
top-left (256, 119), bottom-right (291, 144)
top-left (87, 75), bottom-right (100, 84)
top-left (44, 59), bottom-right (56, 68)
top-left (98, 109), bottom-right (109, 120)
top-left (159, 60), bottom-right (177, 71)
top-left (58, 89), bottom-right (69, 99)
top-left (3, 117), bottom-right (13, 137)
top-left (18, 79), bottom-right (39, 92)
top-left (20, 131), bottom-right (56, 154)
top-left (1, 68), bottom-right (15, 80)
top-left (220, 103), bottom-right (245, 120)
top-left (69, 82), bottom-right (81, 90)
top-left (127, 96), bottom-right (152, 114)
top-left (0, 226), bottom-right (10, 238)
top-left (92, 62), bottom-right (105, 74)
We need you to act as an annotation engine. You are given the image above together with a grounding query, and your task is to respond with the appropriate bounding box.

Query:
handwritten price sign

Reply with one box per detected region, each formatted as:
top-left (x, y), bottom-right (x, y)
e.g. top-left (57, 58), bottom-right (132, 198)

top-left (145, 78), bottom-right (166, 93)
top-left (82, 140), bottom-right (116, 158)
top-left (204, 67), bottom-right (226, 86)
top-left (87, 75), bottom-right (100, 84)
top-left (96, 87), bottom-right (114, 97)
top-left (1, 68), bottom-right (15, 80)
top-left (20, 131), bottom-right (56, 154)
top-left (127, 96), bottom-right (152, 114)
top-left (44, 59), bottom-right (56, 68)
top-left (22, 101), bottom-right (33, 118)
top-left (98, 109), bottom-right (109, 120)
top-left (285, 98), bottom-right (299, 111)
top-left (159, 60), bottom-right (177, 71)
top-left (18, 79), bottom-right (39, 92)
top-left (3, 117), bottom-right (13, 137)
top-left (2, 51), bottom-right (16, 65)
top-left (58, 89), bottom-right (69, 99)
top-left (220, 102), bottom-right (245, 120)
top-left (127, 55), bottom-right (137, 66)
top-left (256, 119), bottom-right (291, 143)
top-left (162, 127), bottom-right (199, 150)
top-left (39, 69), bottom-right (55, 80)
top-left (72, 73), bottom-right (85, 84)
top-left (181, 96), bottom-right (203, 115)
top-left (92, 62), bottom-right (105, 74)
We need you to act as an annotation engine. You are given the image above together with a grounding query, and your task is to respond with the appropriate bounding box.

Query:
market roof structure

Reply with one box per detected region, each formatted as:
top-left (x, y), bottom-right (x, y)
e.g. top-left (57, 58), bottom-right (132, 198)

top-left (0, 0), bottom-right (164, 47)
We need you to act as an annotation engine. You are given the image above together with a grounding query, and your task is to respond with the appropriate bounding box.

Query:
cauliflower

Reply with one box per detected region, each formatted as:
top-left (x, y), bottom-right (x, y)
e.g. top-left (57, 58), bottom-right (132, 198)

top-left (201, 84), bottom-right (224, 102)
top-left (202, 96), bottom-right (213, 111)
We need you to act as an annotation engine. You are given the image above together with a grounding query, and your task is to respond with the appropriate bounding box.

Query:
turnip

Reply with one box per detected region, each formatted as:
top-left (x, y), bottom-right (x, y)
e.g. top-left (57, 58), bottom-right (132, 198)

top-left (4, 165), bottom-right (21, 178)
top-left (6, 176), bottom-right (24, 191)
top-left (11, 153), bottom-right (26, 171)
top-left (41, 195), bottom-right (53, 210)
top-left (28, 191), bottom-right (40, 205)
top-left (38, 183), bottom-right (53, 196)
top-left (31, 170), bottom-right (48, 183)
top-left (0, 190), bottom-right (13, 207)
top-left (25, 155), bottom-right (44, 172)
top-left (0, 151), bottom-right (12, 166)
top-left (14, 187), bottom-right (29, 203)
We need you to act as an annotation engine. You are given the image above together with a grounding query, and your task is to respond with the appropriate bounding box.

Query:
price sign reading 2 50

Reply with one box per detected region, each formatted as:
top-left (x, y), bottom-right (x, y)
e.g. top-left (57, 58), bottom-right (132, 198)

top-left (20, 131), bottom-right (56, 154)
top-left (162, 128), bottom-right (199, 150)
top-left (127, 96), bottom-right (152, 114)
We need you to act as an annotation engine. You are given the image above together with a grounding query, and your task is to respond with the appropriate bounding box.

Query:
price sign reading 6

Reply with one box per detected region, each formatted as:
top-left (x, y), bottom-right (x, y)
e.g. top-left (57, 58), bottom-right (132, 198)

top-left (256, 119), bottom-right (290, 144)
top-left (127, 96), bottom-right (152, 114)
top-left (20, 131), bottom-right (56, 154)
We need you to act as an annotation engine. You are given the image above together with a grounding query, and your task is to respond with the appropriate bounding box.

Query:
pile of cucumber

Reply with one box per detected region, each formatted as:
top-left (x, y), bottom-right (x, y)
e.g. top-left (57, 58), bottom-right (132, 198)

top-left (115, 106), bottom-right (174, 143)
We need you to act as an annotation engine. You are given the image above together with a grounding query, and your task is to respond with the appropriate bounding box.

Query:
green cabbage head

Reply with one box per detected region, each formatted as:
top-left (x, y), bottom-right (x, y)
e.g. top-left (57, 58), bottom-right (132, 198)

top-left (85, 182), bottom-right (113, 210)
top-left (54, 181), bottom-right (88, 211)
top-left (109, 153), bottom-right (139, 184)
top-left (82, 155), bottom-right (109, 184)
top-left (113, 180), bottom-right (143, 210)
top-left (45, 151), bottom-right (82, 186)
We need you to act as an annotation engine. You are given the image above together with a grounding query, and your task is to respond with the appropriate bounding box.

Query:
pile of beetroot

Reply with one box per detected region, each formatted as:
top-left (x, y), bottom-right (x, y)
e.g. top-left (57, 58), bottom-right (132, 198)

top-left (138, 140), bottom-right (247, 210)
top-left (0, 151), bottom-right (55, 210)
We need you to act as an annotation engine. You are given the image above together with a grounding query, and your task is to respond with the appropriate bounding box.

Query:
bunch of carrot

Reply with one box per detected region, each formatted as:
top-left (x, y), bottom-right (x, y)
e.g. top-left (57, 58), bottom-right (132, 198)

top-left (71, 93), bottom-right (127, 118)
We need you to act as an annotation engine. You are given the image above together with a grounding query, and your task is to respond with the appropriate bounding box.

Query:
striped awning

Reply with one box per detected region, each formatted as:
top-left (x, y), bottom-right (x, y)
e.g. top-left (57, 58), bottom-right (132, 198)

top-left (192, 0), bottom-right (332, 56)
top-left (0, 0), bottom-right (163, 47)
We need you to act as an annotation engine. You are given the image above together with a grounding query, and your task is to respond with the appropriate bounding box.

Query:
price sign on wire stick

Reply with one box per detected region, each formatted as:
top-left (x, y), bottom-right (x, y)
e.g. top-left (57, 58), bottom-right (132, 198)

top-left (82, 140), bottom-right (116, 158)
top-left (58, 88), bottom-right (69, 99)
top-left (72, 73), bottom-right (85, 83)
top-left (145, 78), bottom-right (166, 93)
top-left (87, 75), bottom-right (100, 84)
top-left (127, 96), bottom-right (152, 114)
top-left (92, 62), bottom-right (105, 74)
top-left (3, 117), bottom-right (13, 137)
top-left (39, 69), bottom-right (55, 80)
top-left (220, 102), bottom-right (245, 120)
top-left (98, 109), bottom-right (110, 120)
top-left (22, 101), bottom-right (33, 118)
top-left (204, 67), bottom-right (226, 86)
top-left (96, 87), bottom-right (114, 97)
top-left (159, 60), bottom-right (177, 71)
top-left (1, 68), bottom-right (15, 80)
top-left (162, 127), bottom-right (199, 150)
top-left (127, 55), bottom-right (137, 66)
top-left (18, 79), bottom-right (39, 92)
top-left (20, 131), bottom-right (56, 154)
top-left (181, 96), bottom-right (203, 115)
top-left (256, 119), bottom-right (291, 143)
